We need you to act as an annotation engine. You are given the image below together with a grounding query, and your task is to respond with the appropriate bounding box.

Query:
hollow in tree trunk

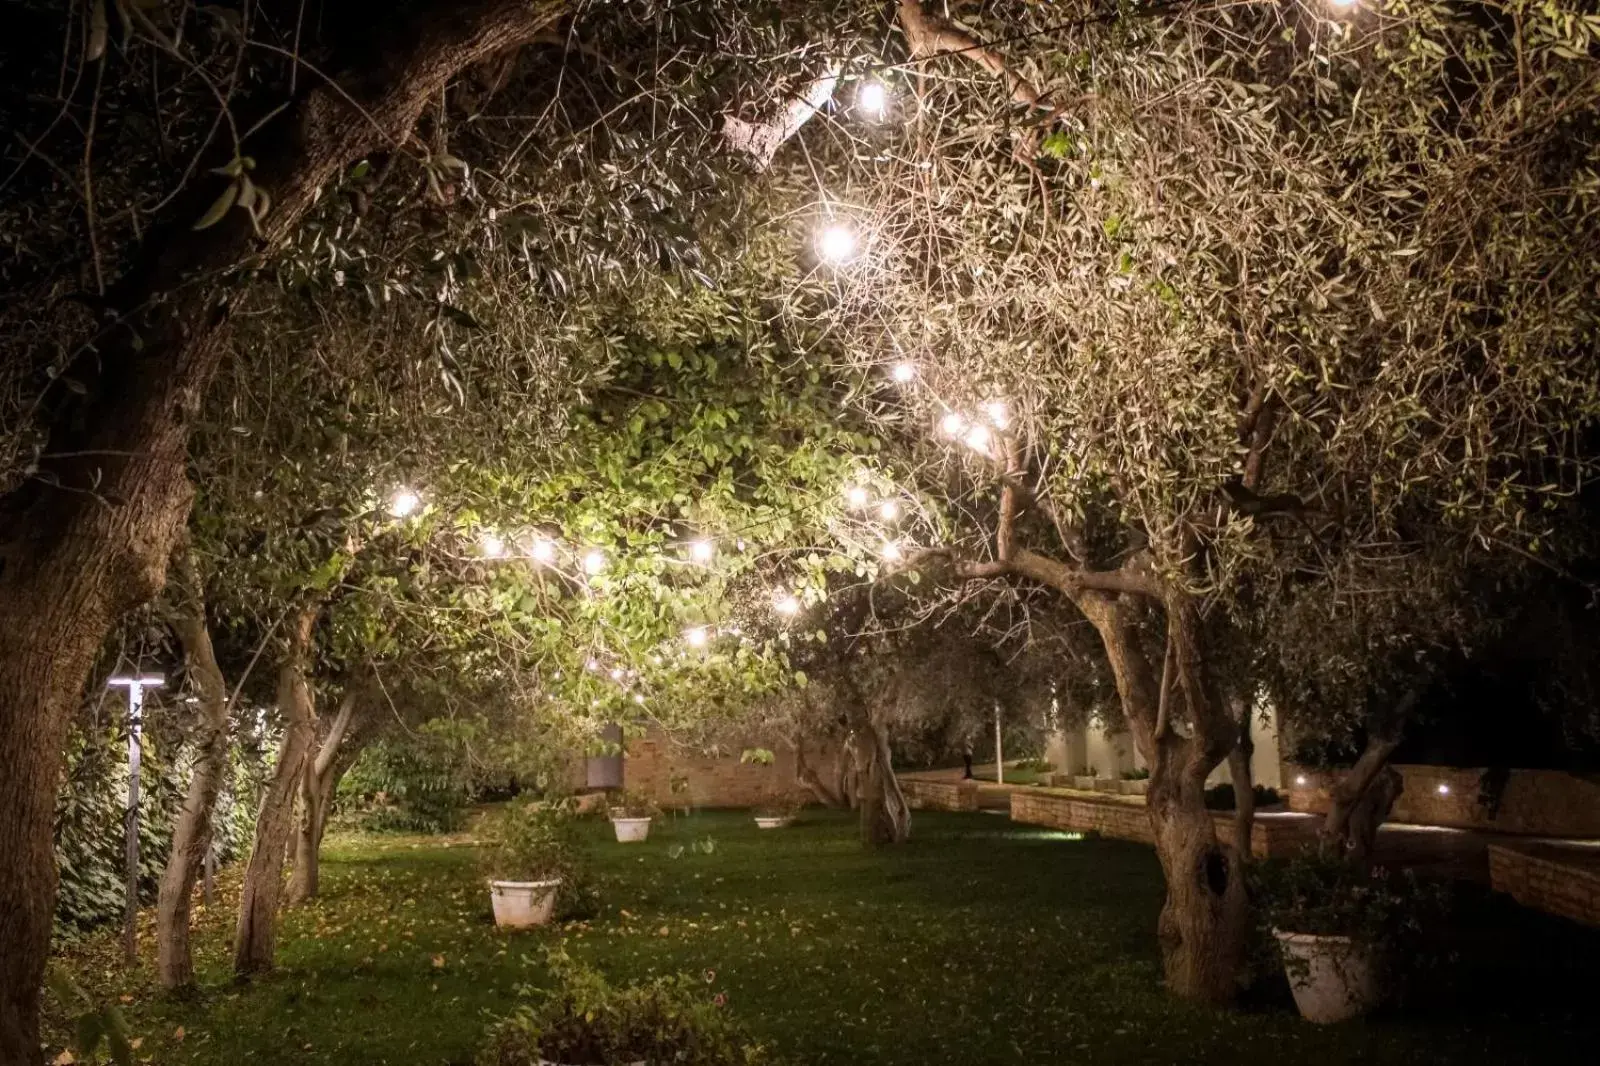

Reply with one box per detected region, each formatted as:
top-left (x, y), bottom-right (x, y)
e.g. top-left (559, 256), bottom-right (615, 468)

top-left (0, 3), bottom-right (571, 1054)
top-left (155, 553), bottom-right (231, 990)
top-left (233, 607), bottom-right (318, 974)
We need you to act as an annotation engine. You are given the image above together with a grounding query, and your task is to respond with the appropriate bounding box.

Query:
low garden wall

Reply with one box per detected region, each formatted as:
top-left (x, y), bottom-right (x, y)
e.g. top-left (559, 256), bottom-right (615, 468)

top-left (902, 778), bottom-right (979, 812)
top-left (1289, 766), bottom-right (1600, 837)
top-left (1009, 789), bottom-right (1315, 859)
top-left (1488, 843), bottom-right (1600, 928)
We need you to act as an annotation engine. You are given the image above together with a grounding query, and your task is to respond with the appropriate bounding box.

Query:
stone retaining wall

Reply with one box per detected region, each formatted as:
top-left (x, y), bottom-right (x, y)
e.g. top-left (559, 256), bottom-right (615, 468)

top-left (1488, 844), bottom-right (1600, 928)
top-left (1289, 766), bottom-right (1600, 837)
top-left (1009, 789), bottom-right (1314, 858)
top-left (902, 778), bottom-right (979, 812)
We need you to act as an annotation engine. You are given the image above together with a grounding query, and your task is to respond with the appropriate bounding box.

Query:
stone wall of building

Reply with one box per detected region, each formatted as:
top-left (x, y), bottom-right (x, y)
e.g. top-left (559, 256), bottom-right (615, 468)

top-left (1488, 844), bottom-right (1600, 927)
top-left (1289, 765), bottom-right (1600, 837)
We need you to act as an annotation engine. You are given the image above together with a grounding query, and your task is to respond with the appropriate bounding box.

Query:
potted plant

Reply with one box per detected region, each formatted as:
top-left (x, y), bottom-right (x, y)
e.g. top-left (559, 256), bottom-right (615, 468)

top-left (1119, 767), bottom-right (1151, 796)
top-left (1254, 856), bottom-right (1438, 1024)
top-left (607, 789), bottom-right (658, 843)
top-left (752, 791), bottom-right (802, 829)
top-left (483, 798), bottom-right (583, 929)
top-left (479, 948), bottom-right (768, 1065)
top-left (1072, 766), bottom-right (1098, 791)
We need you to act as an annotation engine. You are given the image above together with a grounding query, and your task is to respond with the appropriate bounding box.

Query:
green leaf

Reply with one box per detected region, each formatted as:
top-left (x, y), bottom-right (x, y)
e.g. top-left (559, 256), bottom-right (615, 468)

top-left (192, 181), bottom-right (239, 230)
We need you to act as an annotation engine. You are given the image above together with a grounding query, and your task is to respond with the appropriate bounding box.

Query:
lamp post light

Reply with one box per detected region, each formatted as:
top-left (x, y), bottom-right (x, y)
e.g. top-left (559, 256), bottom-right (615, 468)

top-left (107, 672), bottom-right (163, 963)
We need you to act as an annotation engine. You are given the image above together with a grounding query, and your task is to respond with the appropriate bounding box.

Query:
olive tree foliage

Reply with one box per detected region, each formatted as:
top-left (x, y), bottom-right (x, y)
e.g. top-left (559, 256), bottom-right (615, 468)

top-left (714, 0), bottom-right (1600, 1000)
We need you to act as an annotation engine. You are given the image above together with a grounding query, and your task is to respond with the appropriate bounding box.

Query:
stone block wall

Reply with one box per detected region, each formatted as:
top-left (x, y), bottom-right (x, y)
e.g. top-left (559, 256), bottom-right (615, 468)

top-left (902, 779), bottom-right (979, 812)
top-left (1289, 766), bottom-right (1600, 836)
top-left (1009, 790), bottom-right (1315, 859)
top-left (619, 729), bottom-right (843, 809)
top-left (1488, 844), bottom-right (1600, 927)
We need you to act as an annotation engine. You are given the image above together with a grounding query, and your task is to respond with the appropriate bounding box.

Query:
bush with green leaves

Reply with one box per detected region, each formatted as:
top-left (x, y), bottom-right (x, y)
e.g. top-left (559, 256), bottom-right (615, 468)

top-left (341, 735), bottom-right (475, 834)
top-left (482, 798), bottom-right (599, 920)
top-left (478, 949), bottom-right (767, 1066)
top-left (606, 789), bottom-right (659, 820)
top-left (1252, 856), bottom-right (1446, 946)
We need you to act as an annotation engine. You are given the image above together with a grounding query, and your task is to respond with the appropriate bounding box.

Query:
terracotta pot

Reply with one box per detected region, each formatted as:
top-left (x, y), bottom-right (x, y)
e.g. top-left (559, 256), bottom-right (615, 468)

top-left (610, 816), bottom-right (652, 843)
top-left (489, 878), bottom-right (560, 929)
top-left (1274, 931), bottom-right (1379, 1024)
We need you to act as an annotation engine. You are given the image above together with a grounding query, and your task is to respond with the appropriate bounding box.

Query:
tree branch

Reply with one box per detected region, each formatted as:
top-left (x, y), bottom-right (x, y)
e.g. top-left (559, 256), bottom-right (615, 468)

top-left (722, 64), bottom-right (841, 169)
top-left (897, 0), bottom-right (1047, 110)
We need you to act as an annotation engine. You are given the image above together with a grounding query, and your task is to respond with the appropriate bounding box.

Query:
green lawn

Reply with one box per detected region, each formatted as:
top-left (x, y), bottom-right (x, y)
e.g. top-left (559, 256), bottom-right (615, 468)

top-left (52, 810), bottom-right (1600, 1065)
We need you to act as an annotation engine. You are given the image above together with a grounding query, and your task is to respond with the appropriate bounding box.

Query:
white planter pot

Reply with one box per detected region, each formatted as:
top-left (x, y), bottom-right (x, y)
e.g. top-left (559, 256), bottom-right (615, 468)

top-left (753, 816), bottom-right (793, 829)
top-left (1093, 778), bottom-right (1119, 793)
top-left (1072, 776), bottom-right (1097, 791)
top-left (611, 816), bottom-right (652, 843)
top-left (489, 878), bottom-right (560, 929)
top-left (1120, 779), bottom-right (1150, 796)
top-left (1274, 931), bottom-right (1379, 1024)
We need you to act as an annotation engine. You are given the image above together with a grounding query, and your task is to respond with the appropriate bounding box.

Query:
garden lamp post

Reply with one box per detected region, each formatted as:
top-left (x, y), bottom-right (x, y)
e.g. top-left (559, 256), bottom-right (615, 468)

top-left (107, 673), bottom-right (162, 963)
top-left (994, 701), bottom-right (1004, 786)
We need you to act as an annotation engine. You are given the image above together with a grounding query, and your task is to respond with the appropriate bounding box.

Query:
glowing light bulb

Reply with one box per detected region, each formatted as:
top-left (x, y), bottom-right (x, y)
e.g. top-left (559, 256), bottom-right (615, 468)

top-left (633, 693), bottom-right (645, 705)
top-left (846, 485), bottom-right (870, 509)
top-left (857, 80), bottom-right (887, 118)
top-left (881, 540), bottom-right (903, 562)
top-left (1437, 783), bottom-right (1451, 795)
top-left (879, 500), bottom-right (900, 521)
top-left (530, 537), bottom-right (557, 564)
top-left (388, 488), bottom-right (420, 518)
top-left (479, 532), bottom-right (506, 558)
top-left (650, 654), bottom-right (662, 665)
top-left (1295, 775), bottom-right (1308, 787)
top-left (587, 659), bottom-right (601, 672)
top-left (940, 412), bottom-right (968, 437)
top-left (685, 626), bottom-right (710, 649)
top-left (583, 549), bottom-right (606, 575)
top-left (964, 424), bottom-right (993, 454)
top-left (983, 400), bottom-right (1011, 429)
top-left (891, 362), bottom-right (916, 383)
top-left (774, 594), bottom-right (802, 617)
top-left (816, 223), bottom-right (858, 264)
top-left (690, 539), bottom-right (715, 563)
top-left (610, 668), bottom-right (624, 681)
top-left (1329, 0), bottom-right (1357, 7)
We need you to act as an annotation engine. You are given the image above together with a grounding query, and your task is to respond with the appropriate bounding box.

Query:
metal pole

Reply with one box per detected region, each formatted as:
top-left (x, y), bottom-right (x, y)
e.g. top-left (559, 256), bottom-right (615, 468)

top-left (123, 682), bottom-right (143, 964)
top-left (108, 674), bottom-right (161, 965)
top-left (994, 701), bottom-right (1004, 786)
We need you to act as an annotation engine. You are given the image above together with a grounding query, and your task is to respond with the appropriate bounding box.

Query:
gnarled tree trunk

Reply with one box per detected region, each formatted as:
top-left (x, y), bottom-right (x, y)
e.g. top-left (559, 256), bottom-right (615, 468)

top-left (1079, 591), bottom-right (1248, 1004)
top-left (1226, 695), bottom-right (1256, 859)
top-left (845, 695), bottom-right (910, 848)
top-left (1318, 693), bottom-right (1415, 863)
top-left (287, 687), bottom-right (363, 905)
top-left (0, 2), bottom-right (569, 1054)
top-left (155, 553), bottom-right (231, 990)
top-left (232, 606), bottom-right (318, 974)
top-left (794, 741), bottom-right (849, 809)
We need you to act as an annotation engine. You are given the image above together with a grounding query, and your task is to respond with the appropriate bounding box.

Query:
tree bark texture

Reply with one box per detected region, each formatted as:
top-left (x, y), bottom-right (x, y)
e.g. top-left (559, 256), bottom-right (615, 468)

top-left (794, 741), bottom-right (849, 809)
top-left (844, 697), bottom-right (910, 848)
top-left (1227, 695), bottom-right (1256, 858)
top-left (1075, 591), bottom-right (1248, 1003)
top-left (287, 688), bottom-right (362, 905)
top-left (155, 554), bottom-right (231, 990)
top-left (1318, 696), bottom-right (1413, 863)
top-left (232, 607), bottom-right (318, 974)
top-left (0, 3), bottom-right (568, 1057)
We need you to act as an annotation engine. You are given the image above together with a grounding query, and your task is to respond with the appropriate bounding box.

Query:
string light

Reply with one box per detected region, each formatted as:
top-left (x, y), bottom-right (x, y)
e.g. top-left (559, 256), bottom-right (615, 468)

top-left (633, 693), bottom-right (646, 705)
top-left (881, 540), bottom-right (903, 562)
top-left (983, 400), bottom-right (1011, 429)
top-left (845, 484), bottom-right (870, 508)
top-left (610, 667), bottom-right (624, 681)
top-left (530, 537), bottom-right (557, 564)
top-left (857, 79), bottom-right (888, 118)
top-left (878, 500), bottom-right (900, 521)
top-left (940, 412), bottom-right (968, 438)
top-left (583, 549), bottom-right (607, 575)
top-left (816, 223), bottom-right (858, 264)
top-left (690, 539), bottom-right (715, 563)
top-left (685, 626), bottom-right (710, 649)
top-left (1329, 0), bottom-right (1357, 7)
top-left (479, 532), bottom-right (506, 558)
top-left (964, 423), bottom-right (994, 455)
top-left (774, 593), bottom-right (802, 617)
top-left (891, 362), bottom-right (916, 383)
top-left (388, 488), bottom-right (420, 518)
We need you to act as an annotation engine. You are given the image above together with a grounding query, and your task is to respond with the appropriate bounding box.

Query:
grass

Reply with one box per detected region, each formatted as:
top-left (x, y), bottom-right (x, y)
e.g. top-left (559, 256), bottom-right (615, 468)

top-left (51, 810), bottom-right (1600, 1065)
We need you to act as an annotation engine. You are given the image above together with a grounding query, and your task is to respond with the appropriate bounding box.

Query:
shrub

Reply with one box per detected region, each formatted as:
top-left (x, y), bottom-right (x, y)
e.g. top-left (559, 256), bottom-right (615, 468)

top-left (1203, 783), bottom-right (1281, 811)
top-left (482, 798), bottom-right (599, 920)
top-left (478, 949), bottom-right (767, 1066)
top-left (606, 789), bottom-right (659, 820)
